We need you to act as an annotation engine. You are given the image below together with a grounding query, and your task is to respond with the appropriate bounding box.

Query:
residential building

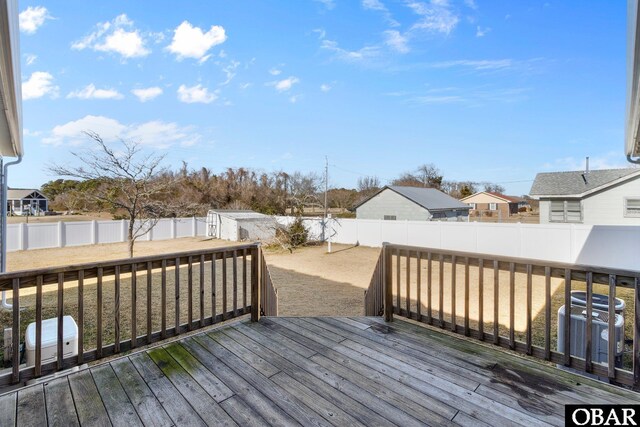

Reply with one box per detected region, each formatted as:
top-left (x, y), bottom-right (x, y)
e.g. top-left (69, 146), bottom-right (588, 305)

top-left (460, 192), bottom-right (520, 219)
top-left (7, 188), bottom-right (48, 215)
top-left (529, 168), bottom-right (640, 224)
top-left (354, 185), bottom-right (470, 221)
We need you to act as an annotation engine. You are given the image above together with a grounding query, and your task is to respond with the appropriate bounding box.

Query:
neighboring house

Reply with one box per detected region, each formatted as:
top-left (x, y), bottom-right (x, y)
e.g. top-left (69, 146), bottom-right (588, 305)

top-left (355, 186), bottom-right (470, 221)
top-left (529, 168), bottom-right (640, 224)
top-left (7, 188), bottom-right (48, 215)
top-left (460, 192), bottom-right (520, 218)
top-left (206, 210), bottom-right (276, 241)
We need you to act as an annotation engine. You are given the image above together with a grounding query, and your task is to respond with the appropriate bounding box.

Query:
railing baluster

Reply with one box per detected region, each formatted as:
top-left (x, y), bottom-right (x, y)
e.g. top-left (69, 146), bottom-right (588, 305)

top-left (493, 260), bottom-right (499, 345)
top-left (439, 254), bottom-right (444, 328)
top-left (396, 249), bottom-right (401, 314)
top-left (633, 277), bottom-right (639, 387)
top-left (77, 270), bottom-right (84, 365)
top-left (564, 268), bottom-right (571, 366)
top-left (131, 263), bottom-right (137, 348)
top-left (608, 274), bottom-right (616, 379)
top-left (251, 246), bottom-right (261, 322)
top-left (161, 259), bottom-right (167, 338)
top-left (243, 249), bottom-right (248, 312)
top-left (35, 275), bottom-right (43, 377)
top-left (585, 271), bottom-right (593, 373)
top-left (464, 257), bottom-right (470, 336)
top-left (114, 266), bottom-right (121, 353)
top-left (405, 251), bottom-right (411, 316)
top-left (545, 266), bottom-right (551, 360)
top-left (222, 251), bottom-right (228, 319)
top-left (147, 261), bottom-right (152, 343)
top-left (427, 252), bottom-right (432, 324)
top-left (97, 267), bottom-right (103, 358)
top-left (187, 256), bottom-right (193, 331)
top-left (57, 272), bottom-right (64, 369)
top-left (233, 251), bottom-right (238, 317)
top-left (200, 254), bottom-right (205, 327)
top-left (416, 252), bottom-right (421, 320)
top-left (384, 245), bottom-right (393, 322)
top-left (526, 264), bottom-right (532, 355)
top-left (212, 253), bottom-right (217, 321)
top-left (509, 262), bottom-right (515, 350)
top-left (451, 255), bottom-right (457, 332)
top-left (175, 257), bottom-right (180, 334)
top-left (478, 258), bottom-right (484, 340)
top-left (11, 278), bottom-right (19, 383)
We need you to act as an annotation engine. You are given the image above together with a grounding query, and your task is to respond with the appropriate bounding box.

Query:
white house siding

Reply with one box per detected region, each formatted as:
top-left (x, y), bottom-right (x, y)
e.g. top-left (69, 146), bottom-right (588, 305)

top-left (356, 188), bottom-right (432, 220)
top-left (539, 176), bottom-right (640, 225)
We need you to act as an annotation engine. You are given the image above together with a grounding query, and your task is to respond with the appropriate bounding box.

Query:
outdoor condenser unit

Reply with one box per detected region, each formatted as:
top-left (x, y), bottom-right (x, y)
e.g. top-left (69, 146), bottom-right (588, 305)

top-left (557, 305), bottom-right (624, 367)
top-left (25, 316), bottom-right (78, 367)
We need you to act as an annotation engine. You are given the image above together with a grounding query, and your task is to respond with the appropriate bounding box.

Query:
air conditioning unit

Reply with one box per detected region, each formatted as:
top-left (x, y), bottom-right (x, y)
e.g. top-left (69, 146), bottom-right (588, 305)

top-left (25, 316), bottom-right (78, 367)
top-left (558, 305), bottom-right (624, 367)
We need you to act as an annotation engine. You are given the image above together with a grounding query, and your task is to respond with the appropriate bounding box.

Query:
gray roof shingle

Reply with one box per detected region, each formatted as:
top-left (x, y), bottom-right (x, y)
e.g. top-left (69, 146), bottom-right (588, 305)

top-left (529, 168), bottom-right (640, 196)
top-left (386, 186), bottom-right (471, 211)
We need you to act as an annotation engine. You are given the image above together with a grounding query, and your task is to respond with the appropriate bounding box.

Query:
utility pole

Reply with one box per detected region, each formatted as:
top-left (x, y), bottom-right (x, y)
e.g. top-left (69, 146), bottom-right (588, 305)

top-left (324, 156), bottom-right (328, 220)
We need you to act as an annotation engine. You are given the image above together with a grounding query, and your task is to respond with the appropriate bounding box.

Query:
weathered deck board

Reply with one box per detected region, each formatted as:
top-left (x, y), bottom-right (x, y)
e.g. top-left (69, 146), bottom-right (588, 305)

top-left (3, 316), bottom-right (639, 426)
top-left (44, 377), bottom-right (80, 427)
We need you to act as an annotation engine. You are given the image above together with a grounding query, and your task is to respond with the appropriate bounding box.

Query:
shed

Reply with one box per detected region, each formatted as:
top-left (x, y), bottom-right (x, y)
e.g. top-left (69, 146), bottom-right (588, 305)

top-left (354, 186), bottom-right (470, 221)
top-left (206, 210), bottom-right (276, 242)
top-left (7, 188), bottom-right (48, 215)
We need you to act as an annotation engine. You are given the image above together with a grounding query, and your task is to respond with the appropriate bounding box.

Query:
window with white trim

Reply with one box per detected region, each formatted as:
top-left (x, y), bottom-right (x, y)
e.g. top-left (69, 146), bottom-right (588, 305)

top-left (489, 203), bottom-right (497, 211)
top-left (549, 200), bottom-right (582, 223)
top-left (468, 203), bottom-right (476, 209)
top-left (624, 198), bottom-right (640, 217)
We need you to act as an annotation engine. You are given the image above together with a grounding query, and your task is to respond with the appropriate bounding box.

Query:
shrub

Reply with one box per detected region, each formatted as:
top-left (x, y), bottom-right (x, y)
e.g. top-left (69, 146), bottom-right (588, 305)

top-left (274, 217), bottom-right (309, 251)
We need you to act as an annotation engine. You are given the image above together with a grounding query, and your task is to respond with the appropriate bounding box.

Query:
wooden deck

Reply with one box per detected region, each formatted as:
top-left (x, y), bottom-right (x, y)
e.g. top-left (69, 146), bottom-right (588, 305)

top-left (0, 316), bottom-right (638, 427)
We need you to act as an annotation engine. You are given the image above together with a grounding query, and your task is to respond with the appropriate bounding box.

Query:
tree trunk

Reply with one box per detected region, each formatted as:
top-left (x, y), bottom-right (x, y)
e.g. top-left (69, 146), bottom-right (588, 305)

top-left (128, 221), bottom-right (135, 258)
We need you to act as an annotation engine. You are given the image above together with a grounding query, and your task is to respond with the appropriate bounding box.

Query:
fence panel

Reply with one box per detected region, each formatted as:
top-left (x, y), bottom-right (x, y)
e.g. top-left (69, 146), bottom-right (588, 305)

top-left (64, 222), bottom-right (93, 247)
top-left (26, 223), bottom-right (58, 250)
top-left (175, 218), bottom-right (193, 238)
top-left (97, 220), bottom-right (124, 244)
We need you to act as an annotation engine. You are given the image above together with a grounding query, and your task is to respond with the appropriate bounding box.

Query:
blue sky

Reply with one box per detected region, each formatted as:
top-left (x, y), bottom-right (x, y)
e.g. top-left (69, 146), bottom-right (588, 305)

top-left (15, 0), bottom-right (627, 196)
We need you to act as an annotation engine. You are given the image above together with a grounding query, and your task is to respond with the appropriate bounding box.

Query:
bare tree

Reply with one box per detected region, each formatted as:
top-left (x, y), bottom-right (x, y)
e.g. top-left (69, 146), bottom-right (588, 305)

top-left (287, 171), bottom-right (321, 214)
top-left (483, 183), bottom-right (506, 194)
top-left (49, 131), bottom-right (192, 257)
top-left (391, 164), bottom-right (443, 189)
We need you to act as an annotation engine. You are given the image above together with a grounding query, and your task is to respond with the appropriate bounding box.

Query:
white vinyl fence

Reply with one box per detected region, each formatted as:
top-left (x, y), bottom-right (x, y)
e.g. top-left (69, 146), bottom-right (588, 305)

top-left (7, 217), bottom-right (208, 252)
top-left (276, 216), bottom-right (640, 271)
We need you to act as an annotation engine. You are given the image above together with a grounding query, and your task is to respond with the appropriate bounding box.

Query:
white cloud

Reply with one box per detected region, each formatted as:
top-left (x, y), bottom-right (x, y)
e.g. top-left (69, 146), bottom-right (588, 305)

top-left (22, 71), bottom-right (59, 100)
top-left (476, 26), bottom-right (491, 37)
top-left (67, 84), bottom-right (124, 100)
top-left (289, 95), bottom-right (302, 103)
top-left (464, 0), bottom-right (478, 10)
top-left (321, 38), bottom-right (380, 62)
top-left (314, 0), bottom-right (335, 10)
top-left (407, 0), bottom-right (459, 35)
top-left (72, 14), bottom-right (150, 59)
top-left (19, 6), bottom-right (51, 34)
top-left (221, 60), bottom-right (240, 85)
top-left (177, 84), bottom-right (217, 103)
top-left (42, 115), bottom-right (201, 149)
top-left (542, 153), bottom-right (634, 172)
top-left (384, 30), bottom-right (409, 53)
top-left (269, 68), bottom-right (282, 76)
top-left (269, 76), bottom-right (300, 92)
top-left (430, 59), bottom-right (513, 70)
top-left (362, 0), bottom-right (386, 10)
top-left (131, 86), bottom-right (163, 102)
top-left (239, 82), bottom-right (252, 90)
top-left (24, 54), bottom-right (37, 66)
top-left (167, 21), bottom-right (226, 61)
top-left (320, 84), bottom-right (332, 92)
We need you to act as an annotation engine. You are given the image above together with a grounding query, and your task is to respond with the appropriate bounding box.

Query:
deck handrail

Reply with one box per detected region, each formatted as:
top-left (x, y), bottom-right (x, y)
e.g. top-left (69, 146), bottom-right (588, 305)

top-left (366, 243), bottom-right (640, 388)
top-left (0, 242), bottom-right (278, 389)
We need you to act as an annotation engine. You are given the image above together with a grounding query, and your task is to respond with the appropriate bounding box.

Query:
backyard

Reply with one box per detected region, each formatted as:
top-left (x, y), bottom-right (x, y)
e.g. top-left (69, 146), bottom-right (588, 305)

top-left (0, 237), bottom-right (636, 372)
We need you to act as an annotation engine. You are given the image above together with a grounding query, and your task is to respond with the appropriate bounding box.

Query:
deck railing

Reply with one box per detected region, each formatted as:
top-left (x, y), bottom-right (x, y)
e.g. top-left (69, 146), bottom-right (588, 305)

top-left (365, 243), bottom-right (640, 388)
top-left (0, 242), bottom-right (278, 388)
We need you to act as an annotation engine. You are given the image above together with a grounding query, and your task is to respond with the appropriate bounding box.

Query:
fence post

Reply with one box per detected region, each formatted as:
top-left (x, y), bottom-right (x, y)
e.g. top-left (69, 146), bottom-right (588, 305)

top-left (91, 220), bottom-right (97, 245)
top-left (251, 244), bottom-right (261, 322)
top-left (171, 218), bottom-right (176, 239)
top-left (192, 216), bottom-right (197, 237)
top-left (57, 221), bottom-right (64, 248)
top-left (383, 242), bottom-right (393, 322)
top-left (121, 219), bottom-right (127, 242)
top-left (19, 223), bottom-right (26, 251)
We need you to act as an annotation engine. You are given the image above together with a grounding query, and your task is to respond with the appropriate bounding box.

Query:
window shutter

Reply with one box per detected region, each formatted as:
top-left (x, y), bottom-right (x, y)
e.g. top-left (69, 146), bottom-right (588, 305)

top-left (626, 199), bottom-right (640, 217)
top-left (565, 200), bottom-right (581, 222)
top-left (550, 201), bottom-right (564, 222)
